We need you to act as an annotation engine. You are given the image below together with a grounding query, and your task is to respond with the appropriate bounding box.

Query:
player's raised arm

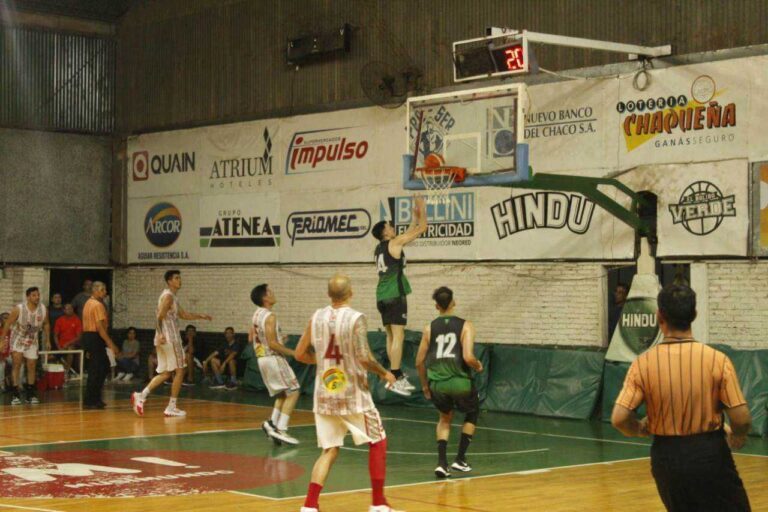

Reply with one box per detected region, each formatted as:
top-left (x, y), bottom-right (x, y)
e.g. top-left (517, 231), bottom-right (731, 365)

top-left (265, 314), bottom-right (294, 358)
top-left (390, 195), bottom-right (427, 257)
top-left (461, 320), bottom-right (482, 373)
top-left (294, 320), bottom-right (315, 364)
top-left (415, 325), bottom-right (431, 398)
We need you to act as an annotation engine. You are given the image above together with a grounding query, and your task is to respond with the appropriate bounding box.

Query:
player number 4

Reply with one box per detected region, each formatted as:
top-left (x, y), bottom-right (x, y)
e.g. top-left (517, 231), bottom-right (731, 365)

top-left (376, 253), bottom-right (388, 273)
top-left (436, 333), bottom-right (457, 359)
top-left (324, 334), bottom-right (343, 364)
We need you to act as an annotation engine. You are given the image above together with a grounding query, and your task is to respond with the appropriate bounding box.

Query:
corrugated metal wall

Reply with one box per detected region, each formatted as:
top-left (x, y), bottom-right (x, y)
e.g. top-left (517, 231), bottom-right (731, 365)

top-left (0, 26), bottom-right (115, 134)
top-left (116, 0), bottom-right (768, 134)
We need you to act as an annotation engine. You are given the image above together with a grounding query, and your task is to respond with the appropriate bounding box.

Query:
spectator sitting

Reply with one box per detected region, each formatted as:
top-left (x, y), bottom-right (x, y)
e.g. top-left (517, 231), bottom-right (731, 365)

top-left (49, 293), bottom-right (66, 332)
top-left (115, 327), bottom-right (140, 383)
top-left (53, 304), bottom-right (83, 378)
top-left (205, 327), bottom-right (241, 390)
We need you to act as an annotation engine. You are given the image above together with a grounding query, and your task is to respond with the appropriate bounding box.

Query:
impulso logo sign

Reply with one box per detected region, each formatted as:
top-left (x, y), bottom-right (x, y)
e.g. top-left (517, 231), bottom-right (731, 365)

top-left (669, 181), bottom-right (736, 235)
top-left (286, 209), bottom-right (371, 246)
top-left (617, 75), bottom-right (737, 152)
top-left (209, 127), bottom-right (274, 190)
top-left (490, 192), bottom-right (595, 239)
top-left (139, 202), bottom-right (189, 261)
top-left (132, 151), bottom-right (195, 182)
top-left (199, 209), bottom-right (280, 248)
top-left (619, 298), bottom-right (659, 355)
top-left (285, 127), bottom-right (370, 174)
top-left (382, 192), bottom-right (474, 248)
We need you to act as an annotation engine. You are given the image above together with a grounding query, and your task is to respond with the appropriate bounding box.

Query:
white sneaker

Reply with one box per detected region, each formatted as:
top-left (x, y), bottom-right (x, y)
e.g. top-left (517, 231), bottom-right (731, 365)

top-left (434, 465), bottom-right (451, 478)
top-left (451, 460), bottom-right (472, 472)
top-left (385, 378), bottom-right (412, 397)
top-left (164, 407), bottom-right (187, 417)
top-left (115, 372), bottom-right (126, 382)
top-left (399, 376), bottom-right (416, 391)
top-left (300, 508), bottom-right (318, 512)
top-left (131, 392), bottom-right (144, 416)
top-left (122, 373), bottom-right (134, 382)
top-left (369, 505), bottom-right (405, 512)
top-left (270, 429), bottom-right (299, 445)
top-left (262, 420), bottom-right (276, 437)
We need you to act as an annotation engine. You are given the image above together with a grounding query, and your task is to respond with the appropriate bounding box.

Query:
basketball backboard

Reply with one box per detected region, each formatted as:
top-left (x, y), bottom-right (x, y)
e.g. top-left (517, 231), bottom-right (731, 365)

top-left (403, 83), bottom-right (529, 191)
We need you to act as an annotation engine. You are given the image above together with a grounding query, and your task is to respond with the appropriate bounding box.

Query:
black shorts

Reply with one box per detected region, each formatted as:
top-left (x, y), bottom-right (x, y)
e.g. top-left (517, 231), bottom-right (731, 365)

top-left (377, 296), bottom-right (408, 326)
top-left (429, 384), bottom-right (480, 417)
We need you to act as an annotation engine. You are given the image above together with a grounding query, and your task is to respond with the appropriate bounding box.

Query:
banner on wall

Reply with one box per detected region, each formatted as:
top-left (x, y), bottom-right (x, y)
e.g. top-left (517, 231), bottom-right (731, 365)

top-left (618, 159), bottom-right (749, 256)
top-left (198, 193), bottom-right (281, 263)
top-left (127, 196), bottom-right (199, 263)
top-left (758, 162), bottom-right (768, 255)
top-left (615, 60), bottom-right (750, 169)
top-left (526, 78), bottom-right (618, 176)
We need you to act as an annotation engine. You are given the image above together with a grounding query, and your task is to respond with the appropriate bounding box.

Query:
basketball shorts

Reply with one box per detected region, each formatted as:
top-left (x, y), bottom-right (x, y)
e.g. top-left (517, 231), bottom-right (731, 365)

top-left (257, 355), bottom-right (300, 397)
top-left (429, 383), bottom-right (480, 418)
top-left (376, 295), bottom-right (407, 326)
top-left (314, 408), bottom-right (386, 449)
top-left (156, 338), bottom-right (186, 373)
top-left (11, 339), bottom-right (38, 360)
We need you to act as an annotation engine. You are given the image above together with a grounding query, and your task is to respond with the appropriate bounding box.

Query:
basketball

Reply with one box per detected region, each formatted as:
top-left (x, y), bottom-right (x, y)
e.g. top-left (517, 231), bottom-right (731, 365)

top-left (424, 152), bottom-right (445, 168)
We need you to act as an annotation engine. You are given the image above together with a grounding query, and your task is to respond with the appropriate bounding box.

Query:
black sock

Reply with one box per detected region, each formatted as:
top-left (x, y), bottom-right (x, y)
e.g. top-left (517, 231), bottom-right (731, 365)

top-left (437, 440), bottom-right (448, 468)
top-left (457, 433), bottom-right (473, 462)
top-left (391, 369), bottom-right (403, 379)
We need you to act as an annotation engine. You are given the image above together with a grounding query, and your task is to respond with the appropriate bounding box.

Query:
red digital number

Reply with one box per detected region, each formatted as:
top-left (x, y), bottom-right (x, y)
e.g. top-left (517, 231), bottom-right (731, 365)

top-left (504, 46), bottom-right (524, 71)
top-left (324, 334), bottom-right (343, 364)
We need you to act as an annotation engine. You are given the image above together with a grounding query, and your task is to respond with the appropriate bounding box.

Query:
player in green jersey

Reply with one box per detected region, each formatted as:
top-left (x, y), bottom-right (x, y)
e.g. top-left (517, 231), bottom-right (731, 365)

top-left (416, 286), bottom-right (483, 478)
top-left (371, 196), bottom-right (427, 396)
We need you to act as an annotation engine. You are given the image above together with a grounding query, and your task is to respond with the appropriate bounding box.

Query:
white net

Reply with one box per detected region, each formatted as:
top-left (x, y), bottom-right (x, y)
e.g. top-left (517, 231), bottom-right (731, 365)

top-left (417, 167), bottom-right (464, 205)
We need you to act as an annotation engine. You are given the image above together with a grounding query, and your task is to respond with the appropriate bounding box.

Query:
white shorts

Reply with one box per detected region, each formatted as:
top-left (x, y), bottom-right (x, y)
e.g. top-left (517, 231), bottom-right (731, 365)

top-left (258, 355), bottom-right (300, 397)
top-left (11, 340), bottom-right (38, 360)
top-left (156, 339), bottom-right (186, 374)
top-left (314, 408), bottom-right (386, 449)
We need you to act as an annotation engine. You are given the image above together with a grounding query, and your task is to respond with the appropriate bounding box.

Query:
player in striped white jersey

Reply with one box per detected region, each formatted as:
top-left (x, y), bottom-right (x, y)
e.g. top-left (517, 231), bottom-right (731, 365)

top-left (132, 270), bottom-right (212, 417)
top-left (250, 283), bottom-right (300, 446)
top-left (2, 287), bottom-right (50, 405)
top-left (295, 274), bottom-right (402, 512)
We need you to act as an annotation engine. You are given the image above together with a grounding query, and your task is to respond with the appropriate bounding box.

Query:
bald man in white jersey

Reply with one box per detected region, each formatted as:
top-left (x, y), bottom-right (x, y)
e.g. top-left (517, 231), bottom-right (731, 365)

top-left (295, 274), bottom-right (402, 512)
top-left (132, 270), bottom-right (212, 417)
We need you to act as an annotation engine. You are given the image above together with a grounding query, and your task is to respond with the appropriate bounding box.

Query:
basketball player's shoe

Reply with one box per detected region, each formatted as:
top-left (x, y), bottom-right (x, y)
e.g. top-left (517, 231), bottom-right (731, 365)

top-left (164, 406), bottom-right (186, 417)
top-left (451, 460), bottom-right (472, 473)
top-left (400, 376), bottom-right (416, 391)
top-left (369, 504), bottom-right (405, 512)
top-left (385, 379), bottom-right (411, 397)
top-left (434, 464), bottom-right (451, 478)
top-left (131, 391), bottom-right (145, 416)
top-left (270, 428), bottom-right (299, 445)
top-left (299, 508), bottom-right (318, 512)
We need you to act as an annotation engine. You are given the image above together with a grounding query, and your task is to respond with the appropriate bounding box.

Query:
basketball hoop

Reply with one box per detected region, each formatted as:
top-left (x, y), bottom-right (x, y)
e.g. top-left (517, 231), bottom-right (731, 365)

top-left (416, 166), bottom-right (466, 205)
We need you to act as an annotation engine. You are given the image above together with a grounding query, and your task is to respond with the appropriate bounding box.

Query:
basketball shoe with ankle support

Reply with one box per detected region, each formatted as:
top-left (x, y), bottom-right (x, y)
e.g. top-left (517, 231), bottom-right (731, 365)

top-left (299, 507), bottom-right (318, 512)
top-left (369, 505), bottom-right (405, 512)
top-left (270, 428), bottom-right (299, 445)
top-left (434, 464), bottom-right (451, 478)
top-left (164, 407), bottom-right (186, 417)
top-left (451, 460), bottom-right (472, 472)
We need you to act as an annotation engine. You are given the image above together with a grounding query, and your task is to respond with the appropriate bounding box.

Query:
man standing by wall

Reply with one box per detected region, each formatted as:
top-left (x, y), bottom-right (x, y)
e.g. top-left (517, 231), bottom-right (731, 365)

top-left (2, 287), bottom-right (50, 405)
top-left (371, 196), bottom-right (427, 396)
top-left (612, 283), bottom-right (752, 511)
top-left (72, 279), bottom-right (93, 319)
top-left (82, 282), bottom-right (119, 409)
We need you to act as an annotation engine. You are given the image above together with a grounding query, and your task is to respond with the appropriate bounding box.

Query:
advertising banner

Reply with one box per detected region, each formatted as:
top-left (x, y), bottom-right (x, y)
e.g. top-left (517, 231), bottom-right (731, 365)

top-left (619, 159), bottom-right (749, 257)
top-left (127, 196), bottom-right (199, 264)
top-left (198, 193), bottom-right (281, 263)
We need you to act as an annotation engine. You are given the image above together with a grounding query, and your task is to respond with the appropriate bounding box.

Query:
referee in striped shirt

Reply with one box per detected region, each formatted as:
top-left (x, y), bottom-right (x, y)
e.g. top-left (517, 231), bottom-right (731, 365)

top-left (612, 284), bottom-right (752, 512)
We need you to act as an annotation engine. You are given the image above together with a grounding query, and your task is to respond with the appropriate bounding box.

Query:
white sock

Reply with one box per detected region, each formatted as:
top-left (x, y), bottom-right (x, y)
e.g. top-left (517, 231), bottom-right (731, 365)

top-left (277, 412), bottom-right (290, 431)
top-left (167, 397), bottom-right (177, 410)
top-left (140, 387), bottom-right (150, 400)
top-left (271, 408), bottom-right (280, 424)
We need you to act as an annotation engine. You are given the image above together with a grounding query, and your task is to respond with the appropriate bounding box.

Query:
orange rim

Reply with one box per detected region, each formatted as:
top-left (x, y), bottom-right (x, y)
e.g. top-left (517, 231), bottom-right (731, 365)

top-left (416, 166), bottom-right (466, 183)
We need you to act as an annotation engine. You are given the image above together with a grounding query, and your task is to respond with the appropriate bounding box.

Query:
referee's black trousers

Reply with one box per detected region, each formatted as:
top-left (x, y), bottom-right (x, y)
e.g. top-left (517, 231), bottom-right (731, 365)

top-left (651, 430), bottom-right (751, 512)
top-left (82, 332), bottom-right (109, 406)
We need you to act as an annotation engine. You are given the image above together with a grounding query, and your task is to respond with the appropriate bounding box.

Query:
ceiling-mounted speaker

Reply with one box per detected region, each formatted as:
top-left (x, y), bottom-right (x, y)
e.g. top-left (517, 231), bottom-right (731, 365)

top-left (287, 23), bottom-right (351, 65)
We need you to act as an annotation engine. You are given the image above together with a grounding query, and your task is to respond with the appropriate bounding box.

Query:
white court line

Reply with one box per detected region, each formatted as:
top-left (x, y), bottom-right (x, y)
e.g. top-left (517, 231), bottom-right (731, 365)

top-left (340, 447), bottom-right (550, 457)
top-left (253, 456), bottom-right (653, 502)
top-left (227, 490), bottom-right (279, 501)
top-left (0, 504), bottom-right (62, 512)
